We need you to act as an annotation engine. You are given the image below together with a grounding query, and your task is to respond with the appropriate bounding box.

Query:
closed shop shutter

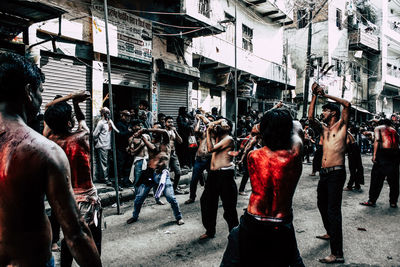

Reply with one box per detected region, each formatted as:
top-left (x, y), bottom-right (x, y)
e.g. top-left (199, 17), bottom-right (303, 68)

top-left (40, 54), bottom-right (92, 129)
top-left (103, 65), bottom-right (150, 89)
top-left (159, 79), bottom-right (188, 119)
top-left (394, 99), bottom-right (400, 113)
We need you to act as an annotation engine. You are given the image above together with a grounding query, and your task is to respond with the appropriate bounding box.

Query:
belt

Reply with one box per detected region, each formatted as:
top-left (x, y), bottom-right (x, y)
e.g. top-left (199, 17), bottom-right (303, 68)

top-left (320, 165), bottom-right (345, 175)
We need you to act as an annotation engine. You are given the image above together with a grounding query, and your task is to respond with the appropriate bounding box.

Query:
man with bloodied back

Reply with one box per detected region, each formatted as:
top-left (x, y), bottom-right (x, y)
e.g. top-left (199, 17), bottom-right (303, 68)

top-left (0, 52), bottom-right (101, 266)
top-left (220, 108), bottom-right (305, 266)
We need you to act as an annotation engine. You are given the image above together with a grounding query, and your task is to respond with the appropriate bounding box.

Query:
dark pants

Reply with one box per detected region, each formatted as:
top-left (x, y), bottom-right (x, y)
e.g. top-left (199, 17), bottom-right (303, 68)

top-left (201, 169), bottom-right (239, 237)
top-left (221, 212), bottom-right (304, 267)
top-left (317, 169), bottom-right (346, 257)
top-left (312, 146), bottom-right (322, 173)
top-left (189, 157), bottom-right (210, 200)
top-left (60, 210), bottom-right (102, 267)
top-left (347, 143), bottom-right (364, 189)
top-left (117, 149), bottom-right (132, 186)
top-left (369, 155), bottom-right (399, 204)
top-left (49, 210), bottom-right (60, 245)
top-left (238, 157), bottom-right (249, 192)
top-left (170, 152), bottom-right (182, 191)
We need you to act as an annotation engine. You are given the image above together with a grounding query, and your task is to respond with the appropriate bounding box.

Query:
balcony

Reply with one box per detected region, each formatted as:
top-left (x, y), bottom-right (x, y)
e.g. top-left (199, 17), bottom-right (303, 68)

top-left (108, 0), bottom-right (224, 38)
top-left (386, 20), bottom-right (400, 44)
top-left (349, 29), bottom-right (380, 53)
top-left (386, 66), bottom-right (400, 88)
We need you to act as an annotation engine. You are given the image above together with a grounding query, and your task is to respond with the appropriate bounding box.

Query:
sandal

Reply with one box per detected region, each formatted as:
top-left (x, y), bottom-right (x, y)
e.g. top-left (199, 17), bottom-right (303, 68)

top-left (390, 203), bottom-right (398, 208)
top-left (319, 254), bottom-right (345, 264)
top-left (315, 234), bottom-right (330, 240)
top-left (360, 201), bottom-right (376, 207)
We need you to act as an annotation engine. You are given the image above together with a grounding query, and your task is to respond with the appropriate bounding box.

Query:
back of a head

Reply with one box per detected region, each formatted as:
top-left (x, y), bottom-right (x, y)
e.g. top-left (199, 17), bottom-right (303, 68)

top-left (139, 100), bottom-right (149, 109)
top-left (381, 118), bottom-right (392, 126)
top-left (260, 109), bottom-right (293, 151)
top-left (0, 52), bottom-right (44, 103)
top-left (44, 102), bottom-right (72, 134)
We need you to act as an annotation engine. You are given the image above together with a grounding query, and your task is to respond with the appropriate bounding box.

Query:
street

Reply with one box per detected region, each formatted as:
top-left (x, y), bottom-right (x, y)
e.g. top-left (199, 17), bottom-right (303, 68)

top-left (63, 155), bottom-right (399, 267)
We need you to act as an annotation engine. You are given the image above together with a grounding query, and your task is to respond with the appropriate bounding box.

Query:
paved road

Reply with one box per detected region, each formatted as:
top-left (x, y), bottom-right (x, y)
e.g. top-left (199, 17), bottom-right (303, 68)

top-left (62, 155), bottom-right (400, 266)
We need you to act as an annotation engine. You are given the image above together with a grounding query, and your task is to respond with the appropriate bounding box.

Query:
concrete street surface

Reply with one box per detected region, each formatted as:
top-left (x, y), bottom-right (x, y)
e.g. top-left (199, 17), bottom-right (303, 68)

top-left (63, 155), bottom-right (399, 266)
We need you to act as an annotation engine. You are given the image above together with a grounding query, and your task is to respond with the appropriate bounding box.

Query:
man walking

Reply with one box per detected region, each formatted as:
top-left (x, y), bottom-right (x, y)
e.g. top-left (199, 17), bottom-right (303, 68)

top-left (199, 118), bottom-right (239, 240)
top-left (308, 82), bottom-right (351, 264)
top-left (360, 119), bottom-right (399, 208)
top-left (0, 52), bottom-right (101, 266)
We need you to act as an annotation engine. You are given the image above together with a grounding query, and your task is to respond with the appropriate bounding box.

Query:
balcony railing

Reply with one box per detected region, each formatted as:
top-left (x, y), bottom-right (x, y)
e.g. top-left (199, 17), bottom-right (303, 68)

top-left (349, 29), bottom-right (380, 52)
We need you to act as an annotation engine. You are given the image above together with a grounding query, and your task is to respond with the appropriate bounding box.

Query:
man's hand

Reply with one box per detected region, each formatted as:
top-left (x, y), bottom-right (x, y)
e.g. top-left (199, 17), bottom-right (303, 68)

top-left (72, 90), bottom-right (91, 103)
top-left (312, 82), bottom-right (325, 96)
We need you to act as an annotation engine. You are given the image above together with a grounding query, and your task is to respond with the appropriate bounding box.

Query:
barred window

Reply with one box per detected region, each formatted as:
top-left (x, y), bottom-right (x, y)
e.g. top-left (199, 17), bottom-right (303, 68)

top-left (199, 0), bottom-right (210, 18)
top-left (297, 9), bottom-right (307, 29)
top-left (242, 24), bottom-right (253, 52)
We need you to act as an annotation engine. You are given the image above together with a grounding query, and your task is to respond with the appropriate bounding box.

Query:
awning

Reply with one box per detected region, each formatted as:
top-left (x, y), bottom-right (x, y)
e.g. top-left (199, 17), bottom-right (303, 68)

top-left (156, 58), bottom-right (200, 80)
top-left (0, 0), bottom-right (65, 40)
top-left (352, 105), bottom-right (372, 114)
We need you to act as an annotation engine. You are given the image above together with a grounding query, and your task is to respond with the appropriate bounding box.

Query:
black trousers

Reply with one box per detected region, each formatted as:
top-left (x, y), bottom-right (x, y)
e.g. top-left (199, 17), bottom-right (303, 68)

top-left (317, 169), bottom-right (346, 257)
top-left (117, 149), bottom-right (132, 186)
top-left (60, 210), bottom-right (102, 267)
top-left (221, 212), bottom-right (304, 267)
top-left (312, 146), bottom-right (323, 173)
top-left (347, 143), bottom-right (364, 189)
top-left (200, 170), bottom-right (239, 237)
top-left (369, 158), bottom-right (399, 205)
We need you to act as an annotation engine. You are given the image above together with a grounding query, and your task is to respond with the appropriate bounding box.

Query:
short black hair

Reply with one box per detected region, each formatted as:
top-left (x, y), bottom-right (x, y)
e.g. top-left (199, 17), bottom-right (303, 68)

top-left (322, 102), bottom-right (340, 119)
top-left (165, 116), bottom-right (174, 122)
top-left (380, 118), bottom-right (392, 126)
top-left (139, 100), bottom-right (149, 109)
top-left (260, 109), bottom-right (293, 151)
top-left (0, 52), bottom-right (44, 102)
top-left (131, 119), bottom-right (142, 127)
top-left (158, 113), bottom-right (166, 120)
top-left (44, 102), bottom-right (72, 134)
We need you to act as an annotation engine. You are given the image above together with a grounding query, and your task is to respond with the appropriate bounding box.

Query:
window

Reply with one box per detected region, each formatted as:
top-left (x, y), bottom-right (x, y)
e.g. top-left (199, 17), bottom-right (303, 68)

top-left (199, 0), bottom-right (210, 18)
top-left (242, 24), bottom-right (253, 52)
top-left (332, 58), bottom-right (343, 76)
top-left (351, 63), bottom-right (361, 83)
top-left (297, 9), bottom-right (308, 29)
top-left (166, 37), bottom-right (184, 57)
top-left (224, 12), bottom-right (235, 43)
top-left (310, 57), bottom-right (322, 77)
top-left (336, 8), bottom-right (342, 30)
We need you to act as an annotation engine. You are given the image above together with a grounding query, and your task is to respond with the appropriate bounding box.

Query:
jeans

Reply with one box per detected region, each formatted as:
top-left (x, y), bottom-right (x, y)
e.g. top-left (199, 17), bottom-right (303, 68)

top-left (95, 147), bottom-right (109, 182)
top-left (221, 212), bottom-right (304, 267)
top-left (189, 158), bottom-right (210, 200)
top-left (201, 170), bottom-right (239, 237)
top-left (133, 159), bottom-right (144, 186)
top-left (117, 149), bottom-right (132, 186)
top-left (170, 152), bottom-right (182, 190)
top-left (132, 170), bottom-right (182, 221)
top-left (317, 169), bottom-right (346, 257)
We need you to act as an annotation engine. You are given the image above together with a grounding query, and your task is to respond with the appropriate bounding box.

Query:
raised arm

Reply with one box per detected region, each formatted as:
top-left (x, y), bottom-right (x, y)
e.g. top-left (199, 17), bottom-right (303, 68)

top-left (45, 146), bottom-right (102, 266)
top-left (72, 92), bottom-right (90, 133)
top-left (308, 83), bottom-right (322, 129)
top-left (172, 127), bottom-right (183, 144)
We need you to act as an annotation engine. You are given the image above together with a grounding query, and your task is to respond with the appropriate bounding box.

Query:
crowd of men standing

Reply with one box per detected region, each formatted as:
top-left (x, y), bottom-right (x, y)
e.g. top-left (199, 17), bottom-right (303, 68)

top-left (0, 52), bottom-right (399, 266)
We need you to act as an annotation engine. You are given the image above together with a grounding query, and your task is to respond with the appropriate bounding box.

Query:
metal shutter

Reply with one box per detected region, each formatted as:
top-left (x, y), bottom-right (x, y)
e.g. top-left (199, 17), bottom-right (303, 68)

top-left (159, 79), bottom-right (188, 119)
top-left (40, 55), bottom-right (92, 129)
top-left (103, 65), bottom-right (150, 89)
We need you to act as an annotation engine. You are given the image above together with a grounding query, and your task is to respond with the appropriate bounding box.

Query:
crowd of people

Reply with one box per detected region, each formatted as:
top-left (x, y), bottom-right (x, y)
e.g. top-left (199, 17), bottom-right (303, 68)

top-left (0, 52), bottom-right (399, 266)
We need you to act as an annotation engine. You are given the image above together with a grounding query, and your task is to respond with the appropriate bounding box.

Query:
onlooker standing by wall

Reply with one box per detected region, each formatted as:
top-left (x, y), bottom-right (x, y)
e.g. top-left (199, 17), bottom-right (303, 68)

top-left (176, 106), bottom-right (193, 168)
top-left (139, 100), bottom-right (153, 128)
top-left (93, 107), bottom-right (119, 185)
top-left (115, 110), bottom-right (133, 188)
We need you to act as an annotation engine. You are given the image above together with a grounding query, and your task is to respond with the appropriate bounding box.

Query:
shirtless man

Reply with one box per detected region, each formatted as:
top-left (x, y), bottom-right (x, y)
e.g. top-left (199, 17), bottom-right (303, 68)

top-left (165, 116), bottom-right (186, 194)
top-left (185, 114), bottom-right (214, 204)
top-left (308, 82), bottom-right (351, 264)
top-left (126, 126), bottom-right (184, 225)
top-left (0, 52), bottom-right (101, 266)
top-left (360, 119), bottom-right (399, 208)
top-left (220, 109), bottom-right (304, 266)
top-left (127, 120), bottom-right (150, 187)
top-left (44, 91), bottom-right (102, 266)
top-left (199, 118), bottom-right (239, 240)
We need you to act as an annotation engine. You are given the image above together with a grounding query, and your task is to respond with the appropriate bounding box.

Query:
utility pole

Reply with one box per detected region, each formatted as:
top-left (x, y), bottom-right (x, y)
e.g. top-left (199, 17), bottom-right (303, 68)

top-left (302, 4), bottom-right (314, 118)
top-left (104, 0), bottom-right (121, 214)
top-left (285, 38), bottom-right (289, 102)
